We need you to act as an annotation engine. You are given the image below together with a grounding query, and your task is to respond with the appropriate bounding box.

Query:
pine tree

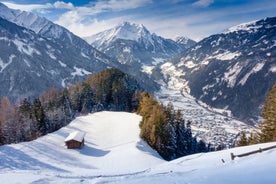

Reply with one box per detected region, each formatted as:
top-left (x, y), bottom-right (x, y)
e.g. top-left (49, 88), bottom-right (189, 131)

top-left (33, 98), bottom-right (46, 136)
top-left (0, 96), bottom-right (15, 143)
top-left (237, 131), bottom-right (248, 146)
top-left (259, 84), bottom-right (276, 142)
top-left (247, 132), bottom-right (258, 145)
top-left (17, 98), bottom-right (33, 141)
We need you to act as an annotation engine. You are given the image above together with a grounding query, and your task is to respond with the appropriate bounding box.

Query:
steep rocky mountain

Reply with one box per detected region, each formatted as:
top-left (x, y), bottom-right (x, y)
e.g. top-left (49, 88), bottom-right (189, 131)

top-left (174, 36), bottom-right (196, 49)
top-left (0, 16), bottom-right (115, 102)
top-left (0, 3), bottom-right (91, 50)
top-left (167, 17), bottom-right (276, 122)
top-left (0, 3), bottom-right (125, 102)
top-left (84, 22), bottom-right (195, 79)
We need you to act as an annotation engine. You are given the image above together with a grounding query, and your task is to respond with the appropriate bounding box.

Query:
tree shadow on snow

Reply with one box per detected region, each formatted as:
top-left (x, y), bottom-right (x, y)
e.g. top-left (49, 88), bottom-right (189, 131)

top-left (0, 146), bottom-right (68, 172)
top-left (136, 140), bottom-right (163, 159)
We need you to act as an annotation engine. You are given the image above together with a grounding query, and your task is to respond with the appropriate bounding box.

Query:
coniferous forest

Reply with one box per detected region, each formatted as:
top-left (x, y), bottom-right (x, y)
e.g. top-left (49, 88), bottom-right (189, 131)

top-left (138, 92), bottom-right (208, 161)
top-left (237, 84), bottom-right (276, 146)
top-left (0, 69), bottom-right (141, 145)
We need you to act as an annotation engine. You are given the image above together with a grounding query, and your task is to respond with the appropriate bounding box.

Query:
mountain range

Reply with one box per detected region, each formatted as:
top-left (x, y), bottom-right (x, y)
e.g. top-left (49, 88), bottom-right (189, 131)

top-left (0, 3), bottom-right (275, 127)
top-left (0, 3), bottom-right (119, 101)
top-left (84, 21), bottom-right (195, 79)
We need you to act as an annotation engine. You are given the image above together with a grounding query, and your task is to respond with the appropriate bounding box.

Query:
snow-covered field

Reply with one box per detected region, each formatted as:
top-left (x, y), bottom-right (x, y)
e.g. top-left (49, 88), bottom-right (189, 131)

top-left (0, 111), bottom-right (275, 184)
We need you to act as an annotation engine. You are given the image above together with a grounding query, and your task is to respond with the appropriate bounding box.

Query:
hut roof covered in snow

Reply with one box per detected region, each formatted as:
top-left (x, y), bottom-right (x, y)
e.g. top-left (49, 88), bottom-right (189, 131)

top-left (65, 131), bottom-right (85, 142)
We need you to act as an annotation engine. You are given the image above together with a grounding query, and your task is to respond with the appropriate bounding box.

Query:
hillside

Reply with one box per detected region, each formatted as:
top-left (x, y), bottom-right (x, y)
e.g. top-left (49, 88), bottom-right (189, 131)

top-left (0, 3), bottom-right (118, 102)
top-left (0, 112), bottom-right (275, 183)
top-left (0, 112), bottom-right (164, 183)
top-left (167, 17), bottom-right (276, 122)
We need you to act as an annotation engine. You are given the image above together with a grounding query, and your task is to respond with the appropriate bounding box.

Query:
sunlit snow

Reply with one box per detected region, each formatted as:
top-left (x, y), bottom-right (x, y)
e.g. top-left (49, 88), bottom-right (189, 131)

top-left (223, 20), bottom-right (262, 34)
top-left (0, 112), bottom-right (275, 184)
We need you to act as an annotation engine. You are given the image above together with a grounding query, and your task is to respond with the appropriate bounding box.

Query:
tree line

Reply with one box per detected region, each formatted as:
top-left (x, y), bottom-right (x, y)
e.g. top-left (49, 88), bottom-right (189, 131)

top-left (0, 68), bottom-right (140, 145)
top-left (138, 92), bottom-right (208, 161)
top-left (238, 83), bottom-right (276, 146)
top-left (0, 68), bottom-right (211, 161)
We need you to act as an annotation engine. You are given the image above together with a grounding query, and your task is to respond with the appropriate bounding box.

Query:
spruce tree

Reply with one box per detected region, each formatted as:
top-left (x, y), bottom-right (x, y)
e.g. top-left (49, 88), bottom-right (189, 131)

top-left (33, 98), bottom-right (46, 136)
top-left (260, 84), bottom-right (276, 142)
top-left (237, 131), bottom-right (248, 146)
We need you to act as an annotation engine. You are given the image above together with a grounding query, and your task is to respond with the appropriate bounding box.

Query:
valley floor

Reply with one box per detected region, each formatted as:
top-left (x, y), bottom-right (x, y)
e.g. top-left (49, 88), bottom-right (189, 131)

top-left (0, 111), bottom-right (275, 184)
top-left (155, 86), bottom-right (254, 148)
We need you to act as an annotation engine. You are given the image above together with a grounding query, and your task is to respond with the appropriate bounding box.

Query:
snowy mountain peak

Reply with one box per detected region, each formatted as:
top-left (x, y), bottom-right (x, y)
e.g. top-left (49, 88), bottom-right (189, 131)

top-left (174, 36), bottom-right (196, 48)
top-left (119, 21), bottom-right (145, 30)
top-left (174, 36), bottom-right (190, 43)
top-left (222, 18), bottom-right (272, 34)
top-left (0, 2), bottom-right (21, 21)
top-left (84, 21), bottom-right (195, 75)
top-left (0, 2), bottom-right (72, 42)
top-left (114, 21), bottom-right (150, 41)
top-left (86, 21), bottom-right (152, 47)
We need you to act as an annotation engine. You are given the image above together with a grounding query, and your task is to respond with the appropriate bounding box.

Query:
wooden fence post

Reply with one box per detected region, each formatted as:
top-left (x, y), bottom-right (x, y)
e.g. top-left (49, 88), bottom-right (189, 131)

top-left (230, 145), bottom-right (276, 161)
top-left (231, 152), bottom-right (235, 160)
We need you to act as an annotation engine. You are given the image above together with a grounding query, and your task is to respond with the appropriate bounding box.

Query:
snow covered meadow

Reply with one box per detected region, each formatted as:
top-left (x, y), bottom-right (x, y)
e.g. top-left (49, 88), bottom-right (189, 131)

top-left (0, 111), bottom-right (275, 183)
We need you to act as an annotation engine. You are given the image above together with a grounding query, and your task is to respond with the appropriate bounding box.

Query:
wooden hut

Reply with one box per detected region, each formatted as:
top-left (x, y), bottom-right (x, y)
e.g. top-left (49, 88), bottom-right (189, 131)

top-left (65, 131), bottom-right (85, 149)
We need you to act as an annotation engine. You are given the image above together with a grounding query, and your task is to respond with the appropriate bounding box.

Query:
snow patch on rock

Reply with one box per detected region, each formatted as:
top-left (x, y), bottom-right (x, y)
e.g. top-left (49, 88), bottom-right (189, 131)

top-left (239, 62), bottom-right (265, 86)
top-left (71, 66), bottom-right (92, 77)
top-left (0, 54), bottom-right (15, 72)
top-left (224, 63), bottom-right (243, 88)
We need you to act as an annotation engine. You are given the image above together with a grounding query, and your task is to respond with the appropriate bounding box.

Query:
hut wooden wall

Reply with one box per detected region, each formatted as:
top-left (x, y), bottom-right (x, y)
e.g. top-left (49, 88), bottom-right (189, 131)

top-left (65, 139), bottom-right (84, 149)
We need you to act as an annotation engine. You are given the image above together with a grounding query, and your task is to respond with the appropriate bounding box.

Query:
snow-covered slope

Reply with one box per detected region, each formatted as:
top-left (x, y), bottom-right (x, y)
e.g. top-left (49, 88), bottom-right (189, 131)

top-left (100, 142), bottom-right (276, 184)
top-left (0, 111), bottom-right (164, 183)
top-left (0, 112), bottom-right (275, 183)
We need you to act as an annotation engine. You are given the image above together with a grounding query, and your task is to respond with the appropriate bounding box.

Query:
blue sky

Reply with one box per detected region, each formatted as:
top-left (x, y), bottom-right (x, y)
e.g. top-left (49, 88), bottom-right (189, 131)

top-left (2, 0), bottom-right (276, 41)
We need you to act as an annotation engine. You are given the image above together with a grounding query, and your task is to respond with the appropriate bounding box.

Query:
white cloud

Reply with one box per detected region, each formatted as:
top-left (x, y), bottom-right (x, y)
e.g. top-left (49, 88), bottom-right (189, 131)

top-left (65, 18), bottom-right (125, 38)
top-left (55, 0), bottom-right (152, 36)
top-left (193, 0), bottom-right (214, 7)
top-left (2, 2), bottom-right (52, 12)
top-left (53, 1), bottom-right (74, 9)
top-left (3, 1), bottom-right (74, 12)
top-left (92, 0), bottom-right (153, 12)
